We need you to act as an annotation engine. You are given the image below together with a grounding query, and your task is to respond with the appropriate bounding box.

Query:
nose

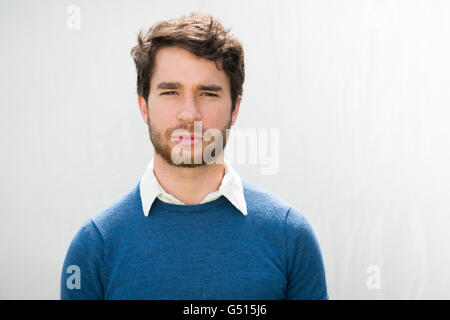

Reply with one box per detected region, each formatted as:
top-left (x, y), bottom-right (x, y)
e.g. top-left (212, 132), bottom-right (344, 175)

top-left (177, 94), bottom-right (202, 124)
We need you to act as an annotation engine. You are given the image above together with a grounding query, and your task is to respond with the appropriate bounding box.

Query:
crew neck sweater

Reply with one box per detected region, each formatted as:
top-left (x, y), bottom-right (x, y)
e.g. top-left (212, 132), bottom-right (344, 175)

top-left (60, 179), bottom-right (328, 300)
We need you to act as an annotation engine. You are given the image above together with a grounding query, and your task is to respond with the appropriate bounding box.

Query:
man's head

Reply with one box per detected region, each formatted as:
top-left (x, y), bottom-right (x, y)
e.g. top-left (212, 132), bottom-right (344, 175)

top-left (131, 13), bottom-right (245, 167)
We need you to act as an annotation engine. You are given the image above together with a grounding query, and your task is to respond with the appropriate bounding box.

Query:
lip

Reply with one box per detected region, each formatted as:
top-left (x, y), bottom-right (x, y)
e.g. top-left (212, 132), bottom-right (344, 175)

top-left (171, 134), bottom-right (203, 146)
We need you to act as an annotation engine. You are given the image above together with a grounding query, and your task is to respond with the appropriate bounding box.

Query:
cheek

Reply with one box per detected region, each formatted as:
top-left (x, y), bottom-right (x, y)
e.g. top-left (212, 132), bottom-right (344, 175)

top-left (149, 109), bottom-right (179, 136)
top-left (148, 100), bottom-right (172, 121)
top-left (203, 105), bottom-right (230, 124)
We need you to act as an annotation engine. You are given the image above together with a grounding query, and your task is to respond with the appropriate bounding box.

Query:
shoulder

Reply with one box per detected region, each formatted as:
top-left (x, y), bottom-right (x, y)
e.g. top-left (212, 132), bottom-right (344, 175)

top-left (241, 178), bottom-right (308, 227)
top-left (240, 179), bottom-right (320, 254)
top-left (88, 182), bottom-right (142, 242)
top-left (242, 179), bottom-right (291, 211)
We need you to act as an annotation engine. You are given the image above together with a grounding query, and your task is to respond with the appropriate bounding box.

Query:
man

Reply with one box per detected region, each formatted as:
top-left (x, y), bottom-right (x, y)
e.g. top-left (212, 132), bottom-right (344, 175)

top-left (60, 12), bottom-right (329, 300)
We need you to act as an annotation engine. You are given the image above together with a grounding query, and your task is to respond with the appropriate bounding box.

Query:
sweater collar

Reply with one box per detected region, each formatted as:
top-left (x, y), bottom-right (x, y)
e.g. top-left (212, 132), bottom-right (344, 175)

top-left (139, 157), bottom-right (247, 217)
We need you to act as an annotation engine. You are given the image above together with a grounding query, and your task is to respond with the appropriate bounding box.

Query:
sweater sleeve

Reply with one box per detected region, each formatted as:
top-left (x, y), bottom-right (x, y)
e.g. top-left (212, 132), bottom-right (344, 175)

top-left (284, 207), bottom-right (329, 300)
top-left (60, 218), bottom-right (105, 300)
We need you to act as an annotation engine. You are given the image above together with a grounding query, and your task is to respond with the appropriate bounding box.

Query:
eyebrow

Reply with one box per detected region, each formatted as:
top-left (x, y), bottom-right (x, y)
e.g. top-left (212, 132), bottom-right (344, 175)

top-left (156, 82), bottom-right (223, 92)
top-left (156, 82), bottom-right (181, 90)
top-left (197, 84), bottom-right (223, 92)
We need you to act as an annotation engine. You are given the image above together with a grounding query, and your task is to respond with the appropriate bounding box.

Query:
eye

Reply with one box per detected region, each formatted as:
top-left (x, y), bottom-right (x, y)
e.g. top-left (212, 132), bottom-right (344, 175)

top-left (161, 91), bottom-right (178, 96)
top-left (201, 92), bottom-right (218, 97)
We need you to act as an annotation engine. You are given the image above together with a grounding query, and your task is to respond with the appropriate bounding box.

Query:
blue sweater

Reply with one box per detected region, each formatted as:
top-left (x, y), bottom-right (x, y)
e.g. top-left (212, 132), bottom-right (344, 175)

top-left (60, 179), bottom-right (328, 300)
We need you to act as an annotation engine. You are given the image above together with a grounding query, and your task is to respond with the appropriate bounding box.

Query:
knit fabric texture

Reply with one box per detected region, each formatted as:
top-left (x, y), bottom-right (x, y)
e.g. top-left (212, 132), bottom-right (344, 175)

top-left (60, 179), bottom-right (328, 300)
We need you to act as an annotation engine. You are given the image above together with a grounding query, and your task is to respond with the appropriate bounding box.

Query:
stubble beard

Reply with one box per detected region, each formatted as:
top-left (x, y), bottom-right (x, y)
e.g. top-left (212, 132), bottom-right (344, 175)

top-left (147, 114), bottom-right (232, 168)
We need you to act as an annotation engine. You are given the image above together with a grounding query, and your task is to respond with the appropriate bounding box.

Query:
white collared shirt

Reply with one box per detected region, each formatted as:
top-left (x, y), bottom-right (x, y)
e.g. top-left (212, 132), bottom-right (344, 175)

top-left (139, 158), bottom-right (247, 216)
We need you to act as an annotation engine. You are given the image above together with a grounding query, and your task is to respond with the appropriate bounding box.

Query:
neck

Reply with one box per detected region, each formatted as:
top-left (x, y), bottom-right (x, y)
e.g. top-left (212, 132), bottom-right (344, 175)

top-left (153, 153), bottom-right (226, 205)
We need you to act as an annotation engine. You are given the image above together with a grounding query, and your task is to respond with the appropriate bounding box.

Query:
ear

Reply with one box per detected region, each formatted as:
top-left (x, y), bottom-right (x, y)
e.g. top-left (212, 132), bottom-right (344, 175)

top-left (231, 95), bottom-right (242, 126)
top-left (137, 95), bottom-right (149, 125)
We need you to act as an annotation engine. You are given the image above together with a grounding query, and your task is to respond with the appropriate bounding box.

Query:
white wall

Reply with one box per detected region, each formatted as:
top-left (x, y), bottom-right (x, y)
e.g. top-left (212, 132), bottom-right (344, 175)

top-left (1, 0), bottom-right (449, 299)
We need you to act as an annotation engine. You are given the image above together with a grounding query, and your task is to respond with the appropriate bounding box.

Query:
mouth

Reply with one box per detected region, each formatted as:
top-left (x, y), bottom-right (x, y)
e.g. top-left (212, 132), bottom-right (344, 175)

top-left (171, 134), bottom-right (203, 146)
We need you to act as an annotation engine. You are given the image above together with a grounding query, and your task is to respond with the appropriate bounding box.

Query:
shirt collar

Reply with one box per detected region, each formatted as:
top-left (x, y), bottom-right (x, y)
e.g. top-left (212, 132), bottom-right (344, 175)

top-left (139, 158), bottom-right (247, 217)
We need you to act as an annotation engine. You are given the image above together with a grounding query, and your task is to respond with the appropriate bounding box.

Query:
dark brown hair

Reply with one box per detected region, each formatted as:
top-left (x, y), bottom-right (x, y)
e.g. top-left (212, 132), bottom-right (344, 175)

top-left (130, 12), bottom-right (245, 113)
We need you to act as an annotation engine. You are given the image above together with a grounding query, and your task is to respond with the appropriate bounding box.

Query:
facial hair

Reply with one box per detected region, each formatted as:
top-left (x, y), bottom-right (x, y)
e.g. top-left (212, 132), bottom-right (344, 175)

top-left (147, 114), bottom-right (232, 168)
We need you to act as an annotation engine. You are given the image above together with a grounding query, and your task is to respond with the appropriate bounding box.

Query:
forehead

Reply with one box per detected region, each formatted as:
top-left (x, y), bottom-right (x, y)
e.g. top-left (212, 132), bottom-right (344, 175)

top-left (151, 46), bottom-right (230, 90)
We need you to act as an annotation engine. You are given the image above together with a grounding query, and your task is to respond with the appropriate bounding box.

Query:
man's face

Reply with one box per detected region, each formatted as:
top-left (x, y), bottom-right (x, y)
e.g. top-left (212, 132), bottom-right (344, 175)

top-left (139, 46), bottom-right (240, 167)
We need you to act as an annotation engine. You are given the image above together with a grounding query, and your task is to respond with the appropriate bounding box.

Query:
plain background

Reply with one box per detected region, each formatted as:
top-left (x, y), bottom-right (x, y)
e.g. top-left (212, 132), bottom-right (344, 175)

top-left (1, 0), bottom-right (449, 299)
